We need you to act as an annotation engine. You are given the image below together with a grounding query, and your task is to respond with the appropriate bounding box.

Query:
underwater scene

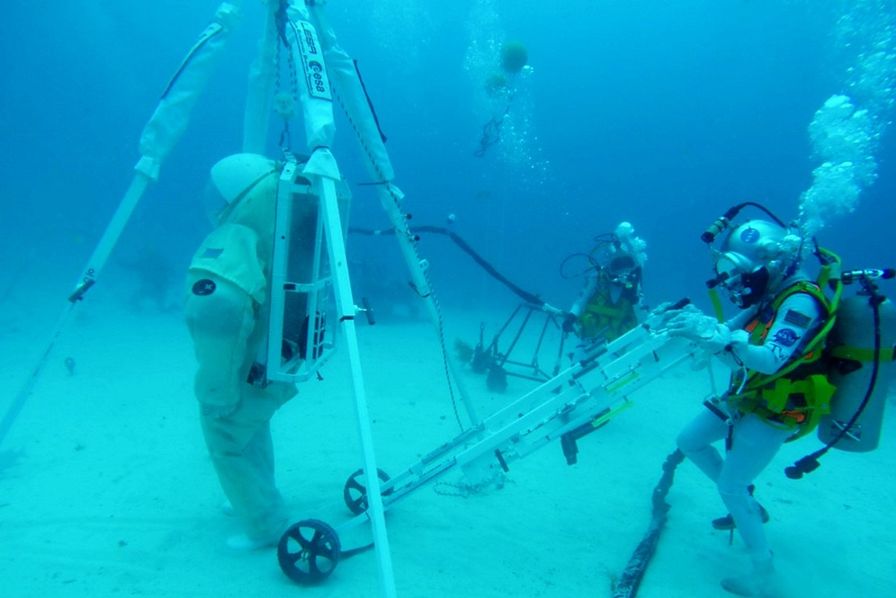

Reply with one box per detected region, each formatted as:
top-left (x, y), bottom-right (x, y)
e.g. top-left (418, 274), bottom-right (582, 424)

top-left (1, 1), bottom-right (894, 597)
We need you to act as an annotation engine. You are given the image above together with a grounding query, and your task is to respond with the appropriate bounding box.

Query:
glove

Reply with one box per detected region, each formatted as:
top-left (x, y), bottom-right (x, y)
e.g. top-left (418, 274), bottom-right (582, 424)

top-left (664, 308), bottom-right (731, 353)
top-left (652, 303), bottom-right (700, 328)
top-left (644, 301), bottom-right (679, 328)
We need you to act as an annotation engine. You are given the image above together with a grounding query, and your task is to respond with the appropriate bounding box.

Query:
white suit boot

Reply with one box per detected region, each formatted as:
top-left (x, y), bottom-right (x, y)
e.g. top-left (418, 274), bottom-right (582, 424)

top-left (721, 553), bottom-right (786, 597)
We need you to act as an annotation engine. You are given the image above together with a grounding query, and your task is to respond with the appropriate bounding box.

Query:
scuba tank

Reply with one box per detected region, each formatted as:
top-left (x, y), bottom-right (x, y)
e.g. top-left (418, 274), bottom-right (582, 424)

top-left (818, 277), bottom-right (896, 452)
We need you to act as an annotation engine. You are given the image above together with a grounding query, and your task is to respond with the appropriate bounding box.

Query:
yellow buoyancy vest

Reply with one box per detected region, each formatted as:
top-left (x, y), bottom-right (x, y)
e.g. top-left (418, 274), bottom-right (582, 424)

top-left (577, 271), bottom-right (639, 341)
top-left (731, 273), bottom-right (841, 438)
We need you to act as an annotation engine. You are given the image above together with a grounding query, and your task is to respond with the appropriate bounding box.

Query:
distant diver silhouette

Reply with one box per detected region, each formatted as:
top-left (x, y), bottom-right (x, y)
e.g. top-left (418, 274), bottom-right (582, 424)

top-left (474, 41), bottom-right (528, 158)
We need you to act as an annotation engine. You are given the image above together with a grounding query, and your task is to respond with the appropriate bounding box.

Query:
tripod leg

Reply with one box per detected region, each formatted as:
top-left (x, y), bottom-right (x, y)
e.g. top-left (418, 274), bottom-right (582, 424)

top-left (313, 160), bottom-right (397, 598)
top-left (308, 5), bottom-right (479, 426)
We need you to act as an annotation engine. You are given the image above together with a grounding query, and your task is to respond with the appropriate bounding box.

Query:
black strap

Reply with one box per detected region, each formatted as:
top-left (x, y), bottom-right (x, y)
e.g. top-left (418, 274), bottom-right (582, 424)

top-left (703, 398), bottom-right (728, 422)
top-left (353, 60), bottom-right (387, 143)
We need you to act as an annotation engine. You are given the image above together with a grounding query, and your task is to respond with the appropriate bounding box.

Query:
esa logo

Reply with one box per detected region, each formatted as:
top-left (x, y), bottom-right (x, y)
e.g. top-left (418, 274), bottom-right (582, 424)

top-left (772, 328), bottom-right (800, 347)
top-left (308, 60), bottom-right (327, 95)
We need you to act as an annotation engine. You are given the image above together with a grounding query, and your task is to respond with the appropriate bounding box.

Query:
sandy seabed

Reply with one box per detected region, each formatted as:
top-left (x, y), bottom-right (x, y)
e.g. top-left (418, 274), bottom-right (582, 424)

top-left (1, 288), bottom-right (894, 598)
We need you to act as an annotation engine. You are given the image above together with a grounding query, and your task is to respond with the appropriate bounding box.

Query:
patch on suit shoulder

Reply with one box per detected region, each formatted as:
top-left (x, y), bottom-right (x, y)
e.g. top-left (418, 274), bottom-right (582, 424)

top-left (192, 279), bottom-right (216, 296)
top-left (201, 247), bottom-right (224, 259)
top-left (783, 309), bottom-right (811, 328)
top-left (772, 327), bottom-right (800, 347)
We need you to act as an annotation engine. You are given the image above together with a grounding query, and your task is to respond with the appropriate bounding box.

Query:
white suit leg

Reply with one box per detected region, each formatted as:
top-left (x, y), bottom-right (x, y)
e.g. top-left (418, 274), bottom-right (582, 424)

top-left (676, 407), bottom-right (728, 482)
top-left (718, 415), bottom-right (790, 561)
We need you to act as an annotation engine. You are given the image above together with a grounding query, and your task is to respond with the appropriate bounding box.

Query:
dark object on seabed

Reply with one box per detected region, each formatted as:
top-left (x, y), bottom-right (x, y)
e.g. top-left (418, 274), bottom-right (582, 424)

top-left (486, 364), bottom-right (508, 392)
top-left (612, 449), bottom-right (685, 598)
top-left (454, 339), bottom-right (475, 363)
top-left (456, 334), bottom-right (508, 392)
top-left (471, 341), bottom-right (493, 374)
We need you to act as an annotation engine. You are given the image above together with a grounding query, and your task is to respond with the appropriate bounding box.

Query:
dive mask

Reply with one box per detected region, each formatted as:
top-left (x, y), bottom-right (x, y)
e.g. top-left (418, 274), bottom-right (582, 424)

top-left (607, 254), bottom-right (639, 289)
top-left (712, 251), bottom-right (769, 308)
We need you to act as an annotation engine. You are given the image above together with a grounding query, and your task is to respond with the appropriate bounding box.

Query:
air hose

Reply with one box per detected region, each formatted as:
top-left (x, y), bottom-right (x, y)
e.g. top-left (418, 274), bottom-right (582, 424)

top-left (349, 225), bottom-right (546, 307)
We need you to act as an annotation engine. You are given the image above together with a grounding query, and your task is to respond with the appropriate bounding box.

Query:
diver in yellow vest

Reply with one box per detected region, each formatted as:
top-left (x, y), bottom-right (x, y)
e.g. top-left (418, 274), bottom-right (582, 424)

top-left (562, 221), bottom-right (648, 353)
top-left (663, 219), bottom-right (831, 596)
top-left (184, 153), bottom-right (307, 551)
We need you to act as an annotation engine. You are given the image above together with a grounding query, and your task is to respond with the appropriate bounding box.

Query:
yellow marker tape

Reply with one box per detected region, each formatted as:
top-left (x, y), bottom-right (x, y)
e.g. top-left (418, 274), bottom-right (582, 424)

top-left (605, 370), bottom-right (640, 393)
top-left (590, 400), bottom-right (635, 428)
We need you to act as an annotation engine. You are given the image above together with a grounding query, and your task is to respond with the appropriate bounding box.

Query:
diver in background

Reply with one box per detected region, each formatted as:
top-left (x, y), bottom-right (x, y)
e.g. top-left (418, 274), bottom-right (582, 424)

top-left (475, 40), bottom-right (530, 158)
top-left (562, 221), bottom-right (648, 353)
top-left (184, 153), bottom-right (312, 551)
top-left (662, 218), bottom-right (833, 596)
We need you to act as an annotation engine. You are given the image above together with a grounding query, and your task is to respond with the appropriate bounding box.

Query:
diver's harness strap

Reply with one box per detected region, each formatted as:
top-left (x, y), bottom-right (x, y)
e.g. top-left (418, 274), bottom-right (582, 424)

top-left (717, 247), bottom-right (844, 440)
top-left (574, 270), bottom-right (640, 342)
top-left (703, 396), bottom-right (736, 451)
top-left (703, 397), bottom-right (730, 422)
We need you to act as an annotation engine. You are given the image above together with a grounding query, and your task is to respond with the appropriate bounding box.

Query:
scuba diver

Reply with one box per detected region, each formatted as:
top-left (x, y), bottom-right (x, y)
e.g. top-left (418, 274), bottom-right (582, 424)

top-left (184, 153), bottom-right (312, 551)
top-left (474, 40), bottom-right (530, 158)
top-left (452, 221), bottom-right (646, 390)
top-left (662, 214), bottom-right (831, 596)
top-left (562, 221), bottom-right (648, 356)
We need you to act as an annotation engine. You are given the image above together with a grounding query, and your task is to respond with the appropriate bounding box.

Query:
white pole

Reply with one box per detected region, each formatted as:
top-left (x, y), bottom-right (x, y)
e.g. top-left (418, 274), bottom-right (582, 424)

top-left (313, 162), bottom-right (398, 598)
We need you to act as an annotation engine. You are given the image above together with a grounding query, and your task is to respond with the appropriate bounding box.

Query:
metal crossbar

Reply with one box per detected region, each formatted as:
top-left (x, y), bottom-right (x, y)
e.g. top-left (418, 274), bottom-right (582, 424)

top-left (335, 319), bottom-right (698, 541)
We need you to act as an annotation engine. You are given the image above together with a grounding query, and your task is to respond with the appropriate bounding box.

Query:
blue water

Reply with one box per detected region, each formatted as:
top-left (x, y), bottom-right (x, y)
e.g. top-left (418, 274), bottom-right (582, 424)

top-left (1, 0), bottom-right (892, 313)
top-left (0, 1), bottom-right (894, 595)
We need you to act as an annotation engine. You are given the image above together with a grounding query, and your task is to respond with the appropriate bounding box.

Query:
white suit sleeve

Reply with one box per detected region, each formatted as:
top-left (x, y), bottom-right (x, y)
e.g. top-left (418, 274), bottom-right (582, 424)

top-left (725, 293), bottom-right (824, 375)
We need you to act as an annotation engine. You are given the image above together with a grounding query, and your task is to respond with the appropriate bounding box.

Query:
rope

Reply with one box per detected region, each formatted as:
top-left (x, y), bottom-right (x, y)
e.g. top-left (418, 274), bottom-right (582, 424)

top-left (275, 16), bottom-right (300, 153)
top-left (432, 472), bottom-right (508, 497)
top-left (612, 449), bottom-right (685, 598)
top-left (331, 84), bottom-right (465, 431)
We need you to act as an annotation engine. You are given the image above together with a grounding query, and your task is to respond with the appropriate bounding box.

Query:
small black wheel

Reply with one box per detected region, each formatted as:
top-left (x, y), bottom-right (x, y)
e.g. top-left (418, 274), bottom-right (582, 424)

top-left (277, 519), bottom-right (341, 585)
top-left (343, 467), bottom-right (392, 515)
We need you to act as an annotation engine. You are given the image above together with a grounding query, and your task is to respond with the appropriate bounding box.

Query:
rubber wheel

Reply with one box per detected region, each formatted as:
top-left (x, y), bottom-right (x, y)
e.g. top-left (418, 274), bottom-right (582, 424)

top-left (277, 519), bottom-right (341, 585)
top-left (343, 467), bottom-right (392, 515)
